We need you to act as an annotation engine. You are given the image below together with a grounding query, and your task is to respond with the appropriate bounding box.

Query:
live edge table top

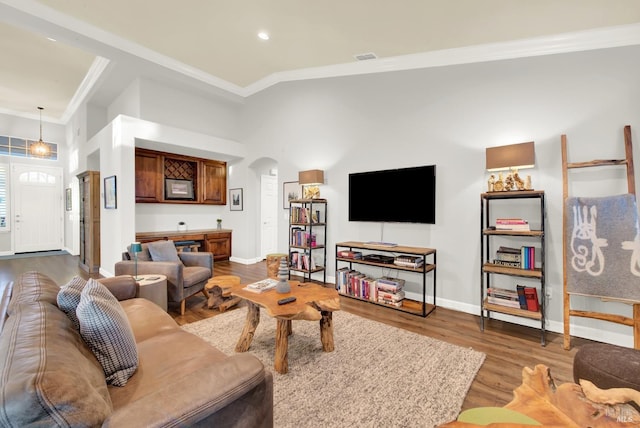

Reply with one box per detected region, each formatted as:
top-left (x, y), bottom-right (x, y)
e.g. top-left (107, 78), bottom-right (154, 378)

top-left (230, 281), bottom-right (340, 320)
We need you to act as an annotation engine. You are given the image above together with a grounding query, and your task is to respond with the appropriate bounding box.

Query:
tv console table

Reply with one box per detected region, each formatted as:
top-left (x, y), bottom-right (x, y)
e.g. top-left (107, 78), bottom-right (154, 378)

top-left (136, 229), bottom-right (232, 261)
top-left (335, 241), bottom-right (436, 317)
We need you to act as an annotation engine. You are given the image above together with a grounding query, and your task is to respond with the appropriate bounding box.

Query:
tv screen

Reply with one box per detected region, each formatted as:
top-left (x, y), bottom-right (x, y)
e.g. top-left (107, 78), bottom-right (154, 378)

top-left (348, 165), bottom-right (436, 224)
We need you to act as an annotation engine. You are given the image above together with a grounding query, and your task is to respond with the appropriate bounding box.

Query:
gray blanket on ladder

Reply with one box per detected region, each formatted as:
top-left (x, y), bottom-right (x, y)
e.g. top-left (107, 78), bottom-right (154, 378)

top-left (565, 193), bottom-right (640, 301)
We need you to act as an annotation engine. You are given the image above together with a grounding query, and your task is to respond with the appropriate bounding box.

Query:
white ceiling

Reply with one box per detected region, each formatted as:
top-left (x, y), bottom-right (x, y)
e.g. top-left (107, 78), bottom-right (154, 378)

top-left (1, 0), bottom-right (640, 124)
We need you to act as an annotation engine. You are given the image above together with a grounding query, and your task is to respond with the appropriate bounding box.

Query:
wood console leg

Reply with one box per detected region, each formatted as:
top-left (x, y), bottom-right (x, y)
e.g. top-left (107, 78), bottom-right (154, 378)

top-left (235, 302), bottom-right (260, 352)
top-left (274, 319), bottom-right (290, 374)
top-left (320, 310), bottom-right (334, 352)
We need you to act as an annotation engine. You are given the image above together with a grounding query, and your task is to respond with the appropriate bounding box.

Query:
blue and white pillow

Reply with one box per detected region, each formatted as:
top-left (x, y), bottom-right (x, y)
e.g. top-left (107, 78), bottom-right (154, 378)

top-left (77, 278), bottom-right (138, 386)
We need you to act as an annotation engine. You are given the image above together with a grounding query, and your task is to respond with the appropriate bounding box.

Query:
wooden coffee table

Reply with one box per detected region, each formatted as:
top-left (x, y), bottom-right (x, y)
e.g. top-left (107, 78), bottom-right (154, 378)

top-left (230, 280), bottom-right (340, 374)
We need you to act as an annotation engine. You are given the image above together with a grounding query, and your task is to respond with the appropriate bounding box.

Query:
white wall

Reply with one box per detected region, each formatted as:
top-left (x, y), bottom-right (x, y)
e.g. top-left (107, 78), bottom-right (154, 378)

top-left (239, 45), bottom-right (640, 346)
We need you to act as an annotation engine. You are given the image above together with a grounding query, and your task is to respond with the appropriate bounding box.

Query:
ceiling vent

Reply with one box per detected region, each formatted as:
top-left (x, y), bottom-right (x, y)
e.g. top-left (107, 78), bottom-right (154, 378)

top-left (354, 52), bottom-right (377, 61)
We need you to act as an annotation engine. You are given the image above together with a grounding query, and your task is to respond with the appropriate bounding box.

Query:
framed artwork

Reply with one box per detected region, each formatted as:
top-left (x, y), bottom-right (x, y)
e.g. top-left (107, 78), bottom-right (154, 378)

top-left (165, 178), bottom-right (194, 200)
top-left (230, 188), bottom-right (243, 211)
top-left (104, 175), bottom-right (117, 209)
top-left (283, 181), bottom-right (302, 209)
top-left (65, 188), bottom-right (72, 211)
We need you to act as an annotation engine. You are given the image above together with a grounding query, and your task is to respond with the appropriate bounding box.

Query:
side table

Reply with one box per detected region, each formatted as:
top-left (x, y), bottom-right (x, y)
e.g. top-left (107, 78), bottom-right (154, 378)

top-left (135, 274), bottom-right (168, 311)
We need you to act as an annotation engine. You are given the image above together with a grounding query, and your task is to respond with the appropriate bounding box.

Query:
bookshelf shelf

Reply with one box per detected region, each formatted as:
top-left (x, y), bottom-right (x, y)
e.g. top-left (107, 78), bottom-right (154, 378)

top-left (481, 190), bottom-right (546, 345)
top-left (288, 199), bottom-right (327, 283)
top-left (335, 241), bottom-right (437, 317)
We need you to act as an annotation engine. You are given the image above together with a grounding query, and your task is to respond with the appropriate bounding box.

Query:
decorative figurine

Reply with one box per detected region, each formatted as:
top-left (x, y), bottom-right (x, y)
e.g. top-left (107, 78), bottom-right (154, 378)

top-left (493, 172), bottom-right (505, 191)
top-left (276, 257), bottom-right (291, 293)
top-left (525, 175), bottom-right (532, 190)
top-left (488, 174), bottom-right (496, 192)
top-left (513, 169), bottom-right (525, 190)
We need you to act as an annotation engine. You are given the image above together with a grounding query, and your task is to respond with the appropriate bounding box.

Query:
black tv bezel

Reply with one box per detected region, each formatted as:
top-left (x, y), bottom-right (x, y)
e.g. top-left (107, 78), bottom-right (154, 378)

top-left (348, 165), bottom-right (436, 224)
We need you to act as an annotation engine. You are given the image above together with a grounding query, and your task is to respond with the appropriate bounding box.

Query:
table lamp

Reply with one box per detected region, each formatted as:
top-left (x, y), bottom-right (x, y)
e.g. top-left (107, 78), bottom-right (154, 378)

top-left (130, 242), bottom-right (143, 280)
top-left (298, 169), bottom-right (324, 199)
top-left (485, 141), bottom-right (535, 191)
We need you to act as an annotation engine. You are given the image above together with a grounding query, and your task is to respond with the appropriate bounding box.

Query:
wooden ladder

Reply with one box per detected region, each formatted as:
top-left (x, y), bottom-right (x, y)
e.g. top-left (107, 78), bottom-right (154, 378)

top-left (561, 125), bottom-right (639, 350)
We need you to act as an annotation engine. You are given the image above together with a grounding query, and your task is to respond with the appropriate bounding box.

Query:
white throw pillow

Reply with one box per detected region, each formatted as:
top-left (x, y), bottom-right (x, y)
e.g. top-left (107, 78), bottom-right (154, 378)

top-left (77, 278), bottom-right (138, 386)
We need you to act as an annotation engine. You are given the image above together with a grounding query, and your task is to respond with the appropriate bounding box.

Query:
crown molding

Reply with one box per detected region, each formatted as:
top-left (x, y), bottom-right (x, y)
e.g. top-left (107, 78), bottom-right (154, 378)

top-left (242, 22), bottom-right (640, 97)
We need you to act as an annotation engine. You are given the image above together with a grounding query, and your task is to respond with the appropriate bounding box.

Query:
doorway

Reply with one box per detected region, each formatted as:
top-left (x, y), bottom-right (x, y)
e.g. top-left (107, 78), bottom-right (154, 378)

top-left (260, 174), bottom-right (278, 259)
top-left (11, 163), bottom-right (63, 253)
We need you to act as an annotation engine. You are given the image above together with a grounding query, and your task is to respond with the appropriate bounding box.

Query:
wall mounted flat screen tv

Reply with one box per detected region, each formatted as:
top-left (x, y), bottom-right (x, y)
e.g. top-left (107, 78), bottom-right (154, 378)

top-left (349, 165), bottom-right (436, 224)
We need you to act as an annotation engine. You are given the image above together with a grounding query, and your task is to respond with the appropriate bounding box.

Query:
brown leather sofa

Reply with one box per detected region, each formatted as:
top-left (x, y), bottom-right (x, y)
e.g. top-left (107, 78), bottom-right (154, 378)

top-left (114, 240), bottom-right (213, 315)
top-left (0, 271), bottom-right (273, 427)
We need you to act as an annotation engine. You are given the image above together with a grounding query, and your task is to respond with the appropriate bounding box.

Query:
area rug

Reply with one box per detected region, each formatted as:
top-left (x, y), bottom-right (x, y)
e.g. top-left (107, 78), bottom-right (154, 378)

top-left (182, 308), bottom-right (486, 427)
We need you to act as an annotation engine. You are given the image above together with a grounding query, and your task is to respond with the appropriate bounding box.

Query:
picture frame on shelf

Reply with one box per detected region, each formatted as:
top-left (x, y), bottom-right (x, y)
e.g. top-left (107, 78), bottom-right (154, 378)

top-left (230, 188), bottom-right (243, 211)
top-left (165, 178), bottom-right (194, 200)
top-left (65, 188), bottom-right (72, 211)
top-left (104, 175), bottom-right (117, 209)
top-left (283, 181), bottom-right (302, 209)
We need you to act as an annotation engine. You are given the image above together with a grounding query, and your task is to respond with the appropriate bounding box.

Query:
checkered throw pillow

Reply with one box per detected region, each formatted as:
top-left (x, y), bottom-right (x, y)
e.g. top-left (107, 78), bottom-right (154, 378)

top-left (77, 278), bottom-right (138, 386)
top-left (56, 276), bottom-right (87, 329)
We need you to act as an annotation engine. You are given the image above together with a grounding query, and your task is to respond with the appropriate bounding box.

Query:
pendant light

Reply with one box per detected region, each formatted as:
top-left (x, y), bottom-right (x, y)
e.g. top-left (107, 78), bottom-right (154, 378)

top-left (30, 107), bottom-right (50, 158)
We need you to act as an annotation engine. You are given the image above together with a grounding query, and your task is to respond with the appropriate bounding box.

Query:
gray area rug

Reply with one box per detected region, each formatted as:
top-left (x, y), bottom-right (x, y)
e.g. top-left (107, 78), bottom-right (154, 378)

top-left (182, 308), bottom-right (485, 427)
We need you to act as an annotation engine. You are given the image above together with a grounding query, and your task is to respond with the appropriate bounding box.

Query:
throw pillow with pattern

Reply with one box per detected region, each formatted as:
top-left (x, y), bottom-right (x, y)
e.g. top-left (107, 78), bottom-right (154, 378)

top-left (56, 276), bottom-right (87, 330)
top-left (77, 278), bottom-right (138, 386)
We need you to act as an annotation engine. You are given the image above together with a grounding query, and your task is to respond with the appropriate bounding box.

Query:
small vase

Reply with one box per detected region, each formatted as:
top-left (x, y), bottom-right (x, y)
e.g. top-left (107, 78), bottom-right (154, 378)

top-left (275, 257), bottom-right (290, 293)
top-left (177, 223), bottom-right (187, 232)
top-left (217, 222), bottom-right (222, 230)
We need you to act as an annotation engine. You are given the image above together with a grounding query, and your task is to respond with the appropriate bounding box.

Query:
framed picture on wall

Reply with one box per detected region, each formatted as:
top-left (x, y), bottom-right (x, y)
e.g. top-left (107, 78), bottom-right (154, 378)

top-left (104, 175), bottom-right (117, 209)
top-left (230, 188), bottom-right (243, 211)
top-left (283, 181), bottom-right (302, 209)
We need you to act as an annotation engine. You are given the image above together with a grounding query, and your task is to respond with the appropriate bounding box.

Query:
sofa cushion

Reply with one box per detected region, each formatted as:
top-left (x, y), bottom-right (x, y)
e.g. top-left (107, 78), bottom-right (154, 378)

top-left (7, 270), bottom-right (59, 314)
top-left (127, 242), bottom-right (152, 261)
top-left (148, 240), bottom-right (181, 263)
top-left (56, 275), bottom-right (87, 329)
top-left (0, 274), bottom-right (112, 427)
top-left (183, 266), bottom-right (213, 288)
top-left (77, 279), bottom-right (139, 387)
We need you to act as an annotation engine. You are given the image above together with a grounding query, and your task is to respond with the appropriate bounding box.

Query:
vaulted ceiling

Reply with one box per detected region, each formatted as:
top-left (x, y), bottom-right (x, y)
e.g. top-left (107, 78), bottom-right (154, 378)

top-left (1, 0), bottom-right (640, 124)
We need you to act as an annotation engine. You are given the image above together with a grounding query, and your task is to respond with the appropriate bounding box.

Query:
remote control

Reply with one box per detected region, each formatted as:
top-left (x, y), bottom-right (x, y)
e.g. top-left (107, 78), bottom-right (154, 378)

top-left (277, 296), bottom-right (297, 305)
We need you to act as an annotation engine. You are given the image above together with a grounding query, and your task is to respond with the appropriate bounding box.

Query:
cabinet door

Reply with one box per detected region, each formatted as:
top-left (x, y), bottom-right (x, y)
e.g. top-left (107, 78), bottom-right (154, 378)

top-left (135, 150), bottom-right (162, 203)
top-left (201, 160), bottom-right (227, 205)
top-left (205, 232), bottom-right (231, 260)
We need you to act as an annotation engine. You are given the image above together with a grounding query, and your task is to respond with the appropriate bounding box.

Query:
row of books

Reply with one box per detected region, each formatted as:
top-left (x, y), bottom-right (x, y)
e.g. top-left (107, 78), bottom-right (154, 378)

top-left (494, 246), bottom-right (536, 270)
top-left (487, 285), bottom-right (539, 312)
top-left (290, 252), bottom-right (317, 271)
top-left (495, 218), bottom-right (530, 231)
top-left (290, 207), bottom-right (321, 224)
top-left (290, 228), bottom-right (317, 247)
top-left (335, 268), bottom-right (405, 307)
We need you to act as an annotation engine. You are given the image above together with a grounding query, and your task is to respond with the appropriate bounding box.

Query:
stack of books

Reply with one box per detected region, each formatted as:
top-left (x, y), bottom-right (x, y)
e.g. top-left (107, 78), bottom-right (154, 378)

top-left (495, 218), bottom-right (530, 231)
top-left (244, 278), bottom-right (278, 293)
top-left (493, 246), bottom-right (521, 268)
top-left (376, 277), bottom-right (405, 307)
top-left (486, 287), bottom-right (521, 308)
top-left (335, 268), bottom-right (376, 300)
top-left (393, 255), bottom-right (424, 268)
top-left (337, 250), bottom-right (363, 259)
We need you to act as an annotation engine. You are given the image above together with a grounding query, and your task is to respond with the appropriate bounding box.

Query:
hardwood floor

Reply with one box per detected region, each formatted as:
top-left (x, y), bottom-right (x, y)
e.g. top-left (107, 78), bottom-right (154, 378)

top-left (0, 253), bottom-right (594, 411)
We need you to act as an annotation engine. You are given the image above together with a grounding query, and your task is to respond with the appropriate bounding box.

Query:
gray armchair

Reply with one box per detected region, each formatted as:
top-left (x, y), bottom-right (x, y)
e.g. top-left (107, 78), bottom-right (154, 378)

top-left (114, 240), bottom-right (213, 315)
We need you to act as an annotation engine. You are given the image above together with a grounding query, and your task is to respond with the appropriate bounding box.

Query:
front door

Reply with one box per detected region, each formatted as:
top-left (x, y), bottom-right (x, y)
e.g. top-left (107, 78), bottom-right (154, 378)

top-left (260, 174), bottom-right (278, 259)
top-left (12, 164), bottom-right (63, 253)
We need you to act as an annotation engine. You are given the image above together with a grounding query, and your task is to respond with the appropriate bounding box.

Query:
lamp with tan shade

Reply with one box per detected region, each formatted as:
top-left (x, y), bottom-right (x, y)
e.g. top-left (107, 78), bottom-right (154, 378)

top-left (298, 169), bottom-right (324, 199)
top-left (485, 141), bottom-right (535, 192)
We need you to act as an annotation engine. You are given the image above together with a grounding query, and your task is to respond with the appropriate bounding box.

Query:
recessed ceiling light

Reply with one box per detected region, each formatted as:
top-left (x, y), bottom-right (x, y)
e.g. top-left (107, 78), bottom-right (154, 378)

top-left (46, 37), bottom-right (57, 42)
top-left (258, 32), bottom-right (270, 41)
